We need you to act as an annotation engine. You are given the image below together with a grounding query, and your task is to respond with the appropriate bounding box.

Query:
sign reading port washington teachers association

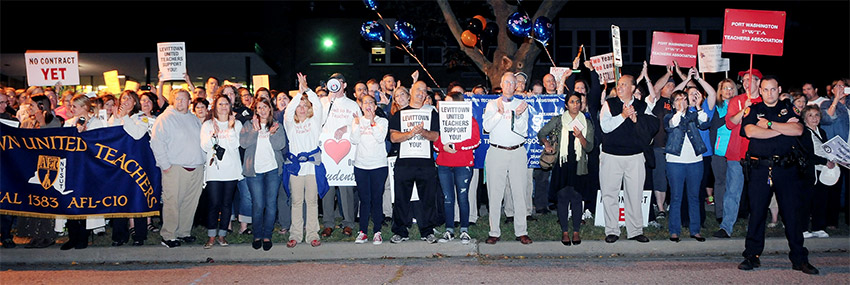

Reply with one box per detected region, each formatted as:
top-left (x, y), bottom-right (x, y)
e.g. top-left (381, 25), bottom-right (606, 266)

top-left (650, 32), bottom-right (699, 68)
top-left (157, 42), bottom-right (187, 81)
top-left (0, 124), bottom-right (162, 219)
top-left (722, 9), bottom-right (786, 56)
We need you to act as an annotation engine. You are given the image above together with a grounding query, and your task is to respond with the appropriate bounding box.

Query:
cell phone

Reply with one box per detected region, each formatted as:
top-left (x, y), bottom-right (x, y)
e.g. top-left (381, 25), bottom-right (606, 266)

top-left (140, 85), bottom-right (152, 91)
top-left (844, 87), bottom-right (850, 94)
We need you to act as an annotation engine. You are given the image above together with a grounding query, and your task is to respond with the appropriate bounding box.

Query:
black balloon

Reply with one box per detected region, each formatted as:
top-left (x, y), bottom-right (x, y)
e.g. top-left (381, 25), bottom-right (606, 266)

top-left (466, 18), bottom-right (483, 34)
top-left (481, 23), bottom-right (498, 41)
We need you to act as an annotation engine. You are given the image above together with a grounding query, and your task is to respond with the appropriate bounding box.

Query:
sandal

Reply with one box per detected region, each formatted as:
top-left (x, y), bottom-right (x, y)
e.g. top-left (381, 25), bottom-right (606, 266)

top-left (286, 240), bottom-right (297, 248)
top-left (147, 223), bottom-right (159, 233)
top-left (310, 239), bottom-right (321, 247)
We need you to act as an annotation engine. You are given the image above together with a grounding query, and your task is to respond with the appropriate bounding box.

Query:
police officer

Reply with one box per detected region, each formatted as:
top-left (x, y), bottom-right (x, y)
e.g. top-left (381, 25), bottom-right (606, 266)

top-left (738, 77), bottom-right (818, 274)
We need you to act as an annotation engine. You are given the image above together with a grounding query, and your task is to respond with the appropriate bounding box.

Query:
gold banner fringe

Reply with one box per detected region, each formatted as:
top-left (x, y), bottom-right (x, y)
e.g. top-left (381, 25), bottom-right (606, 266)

top-left (0, 209), bottom-right (159, 220)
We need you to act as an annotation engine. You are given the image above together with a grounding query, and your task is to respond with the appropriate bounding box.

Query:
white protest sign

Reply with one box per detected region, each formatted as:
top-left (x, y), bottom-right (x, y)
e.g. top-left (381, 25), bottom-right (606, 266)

top-left (24, 51), bottom-right (80, 86)
top-left (822, 136), bottom-right (850, 168)
top-left (399, 109), bottom-right (432, 159)
top-left (438, 101), bottom-right (472, 144)
top-left (319, 132), bottom-right (356, 186)
top-left (698, 44), bottom-right (730, 73)
top-left (157, 42), bottom-right (187, 81)
top-left (611, 25), bottom-right (623, 67)
top-left (594, 190), bottom-right (652, 227)
top-left (590, 53), bottom-right (616, 84)
top-left (252, 75), bottom-right (270, 95)
top-left (387, 156), bottom-right (419, 202)
top-left (549, 67), bottom-right (570, 83)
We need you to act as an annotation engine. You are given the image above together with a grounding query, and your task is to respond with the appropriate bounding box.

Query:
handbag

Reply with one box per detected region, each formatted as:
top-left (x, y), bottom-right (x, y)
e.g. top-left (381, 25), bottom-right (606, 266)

top-left (539, 144), bottom-right (557, 169)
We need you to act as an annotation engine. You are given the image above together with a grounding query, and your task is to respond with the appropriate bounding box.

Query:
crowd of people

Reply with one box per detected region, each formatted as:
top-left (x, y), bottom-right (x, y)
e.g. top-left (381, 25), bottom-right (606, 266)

top-left (0, 59), bottom-right (847, 274)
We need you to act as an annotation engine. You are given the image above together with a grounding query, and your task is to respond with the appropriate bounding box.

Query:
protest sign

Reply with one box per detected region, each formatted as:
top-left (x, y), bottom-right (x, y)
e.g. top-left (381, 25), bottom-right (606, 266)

top-left (650, 32), bottom-right (700, 68)
top-left (722, 9), bottom-right (786, 56)
top-left (698, 44), bottom-right (730, 73)
top-left (386, 156), bottom-right (419, 202)
top-left (399, 109), bottom-right (432, 159)
top-left (594, 190), bottom-right (652, 227)
top-left (24, 51), bottom-right (80, 86)
top-left (822, 136), bottom-right (850, 168)
top-left (124, 80), bottom-right (139, 92)
top-left (466, 94), bottom-right (564, 169)
top-left (0, 124), bottom-right (161, 218)
top-left (157, 42), bottom-right (187, 81)
top-left (438, 101), bottom-right (473, 144)
top-left (549, 67), bottom-right (570, 83)
top-left (103, 70), bottom-right (121, 95)
top-left (611, 25), bottom-right (623, 67)
top-left (252, 75), bottom-right (270, 95)
top-left (319, 132), bottom-right (355, 186)
top-left (589, 53), bottom-right (616, 83)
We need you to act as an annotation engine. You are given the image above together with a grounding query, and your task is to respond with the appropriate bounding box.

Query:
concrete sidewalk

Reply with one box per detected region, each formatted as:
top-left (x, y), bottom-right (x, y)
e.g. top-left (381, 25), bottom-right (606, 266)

top-left (0, 237), bottom-right (846, 265)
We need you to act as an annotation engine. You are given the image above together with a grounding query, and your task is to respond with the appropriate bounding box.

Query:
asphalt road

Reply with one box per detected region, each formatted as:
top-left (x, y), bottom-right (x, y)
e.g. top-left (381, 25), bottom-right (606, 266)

top-left (2, 252), bottom-right (847, 284)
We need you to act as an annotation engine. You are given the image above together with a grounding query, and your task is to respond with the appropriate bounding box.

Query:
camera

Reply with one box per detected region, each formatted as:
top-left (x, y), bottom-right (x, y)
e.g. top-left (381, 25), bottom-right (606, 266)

top-left (76, 116), bottom-right (86, 127)
top-left (212, 144), bottom-right (226, 160)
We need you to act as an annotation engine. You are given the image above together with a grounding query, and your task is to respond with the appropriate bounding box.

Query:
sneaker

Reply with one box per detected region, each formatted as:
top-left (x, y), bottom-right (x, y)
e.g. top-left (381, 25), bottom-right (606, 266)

top-left (355, 231), bottom-right (368, 244)
top-left (713, 229), bottom-right (731, 238)
top-left (656, 211), bottom-right (667, 219)
top-left (160, 239), bottom-right (181, 248)
top-left (648, 221), bottom-right (661, 228)
top-left (767, 222), bottom-right (777, 228)
top-left (459, 232), bottom-right (471, 245)
top-left (93, 226), bottom-right (106, 236)
top-left (390, 234), bottom-right (408, 244)
top-left (372, 232), bottom-right (383, 245)
top-left (425, 233), bottom-right (438, 244)
top-left (812, 230), bottom-right (829, 238)
top-left (438, 231), bottom-right (455, 243)
top-left (803, 231), bottom-right (814, 239)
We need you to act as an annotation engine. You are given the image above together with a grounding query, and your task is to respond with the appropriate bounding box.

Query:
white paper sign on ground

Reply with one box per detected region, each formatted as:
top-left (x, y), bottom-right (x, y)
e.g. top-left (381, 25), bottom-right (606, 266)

top-left (399, 109), bottom-right (432, 159)
top-left (319, 132), bottom-right (356, 186)
top-left (157, 42), bottom-right (187, 81)
top-left (594, 190), bottom-right (652, 227)
top-left (590, 53), bottom-right (616, 84)
top-left (252, 75), bottom-right (269, 95)
top-left (438, 101), bottom-right (472, 144)
top-left (698, 44), bottom-right (730, 73)
top-left (24, 51), bottom-right (80, 86)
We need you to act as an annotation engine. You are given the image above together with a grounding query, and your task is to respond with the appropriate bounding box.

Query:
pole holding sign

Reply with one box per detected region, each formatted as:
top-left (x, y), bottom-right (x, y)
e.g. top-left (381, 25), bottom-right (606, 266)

top-left (722, 9), bottom-right (786, 56)
top-left (157, 42), bottom-right (187, 81)
top-left (650, 32), bottom-right (700, 68)
top-left (24, 51), bottom-right (80, 86)
top-left (611, 25), bottom-right (623, 68)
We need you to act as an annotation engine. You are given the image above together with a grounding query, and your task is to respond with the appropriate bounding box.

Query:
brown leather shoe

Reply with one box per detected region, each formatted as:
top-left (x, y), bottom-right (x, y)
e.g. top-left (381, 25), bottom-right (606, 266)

top-left (516, 235), bottom-right (533, 244)
top-left (321, 227), bottom-right (333, 237)
top-left (342, 226), bottom-right (353, 236)
top-left (485, 236), bottom-right (500, 244)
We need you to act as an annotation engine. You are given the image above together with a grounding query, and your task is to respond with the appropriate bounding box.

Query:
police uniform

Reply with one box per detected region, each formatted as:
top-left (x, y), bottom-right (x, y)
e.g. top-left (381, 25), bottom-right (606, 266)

top-left (740, 98), bottom-right (809, 267)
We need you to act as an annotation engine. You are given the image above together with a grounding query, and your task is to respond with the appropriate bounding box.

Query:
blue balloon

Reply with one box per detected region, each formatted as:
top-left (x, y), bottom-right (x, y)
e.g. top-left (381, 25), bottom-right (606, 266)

top-left (363, 0), bottom-right (378, 11)
top-left (394, 20), bottom-right (417, 47)
top-left (360, 21), bottom-right (385, 43)
top-left (506, 12), bottom-right (532, 38)
top-left (533, 16), bottom-right (553, 46)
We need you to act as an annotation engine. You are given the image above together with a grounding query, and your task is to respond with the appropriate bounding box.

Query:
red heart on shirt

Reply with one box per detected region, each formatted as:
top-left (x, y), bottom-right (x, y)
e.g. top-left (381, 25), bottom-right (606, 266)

top-left (323, 139), bottom-right (351, 164)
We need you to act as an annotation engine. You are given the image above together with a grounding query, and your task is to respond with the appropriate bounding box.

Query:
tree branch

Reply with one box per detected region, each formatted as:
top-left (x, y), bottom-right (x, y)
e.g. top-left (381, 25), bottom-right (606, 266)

top-left (436, 0), bottom-right (491, 72)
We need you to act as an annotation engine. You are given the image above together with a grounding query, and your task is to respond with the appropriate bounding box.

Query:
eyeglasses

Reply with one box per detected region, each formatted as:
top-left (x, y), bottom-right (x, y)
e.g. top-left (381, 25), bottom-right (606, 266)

top-left (0, 101), bottom-right (7, 105)
top-left (722, 87), bottom-right (735, 90)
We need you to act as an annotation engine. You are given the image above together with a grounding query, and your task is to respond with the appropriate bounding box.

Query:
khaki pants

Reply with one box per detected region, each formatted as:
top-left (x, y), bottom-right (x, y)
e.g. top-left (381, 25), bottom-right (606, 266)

top-left (290, 175), bottom-right (319, 243)
top-left (599, 152), bottom-right (645, 238)
top-left (160, 167), bottom-right (204, 241)
top-left (503, 168), bottom-right (534, 217)
top-left (485, 147), bottom-right (528, 237)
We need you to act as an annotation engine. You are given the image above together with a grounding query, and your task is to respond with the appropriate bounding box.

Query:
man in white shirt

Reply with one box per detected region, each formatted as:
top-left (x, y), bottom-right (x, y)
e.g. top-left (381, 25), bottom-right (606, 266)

top-left (483, 72), bottom-right (533, 245)
top-left (804, 82), bottom-right (827, 107)
top-left (319, 73), bottom-right (362, 237)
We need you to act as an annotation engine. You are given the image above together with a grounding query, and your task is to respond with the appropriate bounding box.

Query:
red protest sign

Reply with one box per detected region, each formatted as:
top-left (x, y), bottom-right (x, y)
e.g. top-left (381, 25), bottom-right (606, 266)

top-left (722, 9), bottom-right (786, 56)
top-left (650, 32), bottom-right (699, 68)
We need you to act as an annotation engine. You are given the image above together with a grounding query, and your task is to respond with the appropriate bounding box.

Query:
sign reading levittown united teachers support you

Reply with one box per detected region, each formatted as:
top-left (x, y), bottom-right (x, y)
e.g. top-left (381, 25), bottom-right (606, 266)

top-left (650, 32), bottom-right (700, 68)
top-left (438, 101), bottom-right (472, 144)
top-left (157, 42), bottom-right (187, 81)
top-left (399, 109), bottom-right (432, 159)
top-left (24, 51), bottom-right (80, 86)
top-left (722, 9), bottom-right (786, 56)
top-left (0, 124), bottom-right (162, 219)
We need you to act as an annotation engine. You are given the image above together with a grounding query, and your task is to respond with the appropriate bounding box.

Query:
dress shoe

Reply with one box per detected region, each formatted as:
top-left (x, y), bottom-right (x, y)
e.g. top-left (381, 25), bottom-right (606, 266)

top-left (262, 240), bottom-right (273, 251)
top-left (571, 232), bottom-right (581, 245)
top-left (561, 232), bottom-right (571, 246)
top-left (485, 236), bottom-right (500, 244)
top-left (690, 234), bottom-right (706, 242)
top-left (604, 234), bottom-right (619, 243)
top-left (516, 235), bottom-right (532, 244)
top-left (669, 235), bottom-right (680, 242)
top-left (738, 256), bottom-right (761, 270)
top-left (792, 262), bottom-right (819, 275)
top-left (112, 240), bottom-right (127, 247)
top-left (60, 240), bottom-right (76, 250)
top-left (178, 236), bottom-right (196, 243)
top-left (713, 229), bottom-right (730, 238)
top-left (628, 234), bottom-right (650, 243)
top-left (252, 239), bottom-right (262, 250)
top-left (132, 240), bottom-right (145, 246)
top-left (342, 226), bottom-right (353, 236)
top-left (321, 227), bottom-right (334, 237)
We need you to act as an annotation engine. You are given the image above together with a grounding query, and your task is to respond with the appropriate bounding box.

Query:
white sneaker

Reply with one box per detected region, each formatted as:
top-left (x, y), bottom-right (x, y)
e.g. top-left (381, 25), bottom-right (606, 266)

top-left (459, 231), bottom-right (471, 244)
top-left (355, 231), bottom-right (368, 244)
top-left (803, 231), bottom-right (814, 239)
top-left (373, 232), bottom-right (383, 245)
top-left (438, 231), bottom-right (455, 243)
top-left (812, 230), bottom-right (829, 238)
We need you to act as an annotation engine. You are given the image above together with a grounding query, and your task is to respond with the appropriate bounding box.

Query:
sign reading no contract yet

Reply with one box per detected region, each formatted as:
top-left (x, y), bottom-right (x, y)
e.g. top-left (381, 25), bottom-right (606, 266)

top-left (24, 51), bottom-right (80, 86)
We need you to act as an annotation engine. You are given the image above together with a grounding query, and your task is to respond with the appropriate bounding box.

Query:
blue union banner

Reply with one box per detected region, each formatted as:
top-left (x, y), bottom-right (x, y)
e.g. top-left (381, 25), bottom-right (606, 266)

top-left (0, 124), bottom-right (161, 219)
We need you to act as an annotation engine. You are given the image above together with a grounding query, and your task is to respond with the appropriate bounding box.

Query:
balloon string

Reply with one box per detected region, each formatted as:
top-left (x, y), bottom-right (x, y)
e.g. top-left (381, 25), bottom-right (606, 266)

top-left (374, 11), bottom-right (441, 89)
top-left (542, 44), bottom-right (556, 67)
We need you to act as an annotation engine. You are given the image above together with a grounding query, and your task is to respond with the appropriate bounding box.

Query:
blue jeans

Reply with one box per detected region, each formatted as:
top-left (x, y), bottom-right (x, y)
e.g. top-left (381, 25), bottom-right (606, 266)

top-left (438, 166), bottom-right (472, 233)
top-left (667, 161), bottom-right (703, 236)
top-left (354, 167), bottom-right (388, 234)
top-left (720, 160), bottom-right (745, 234)
top-left (247, 170), bottom-right (280, 240)
top-left (234, 179), bottom-right (252, 223)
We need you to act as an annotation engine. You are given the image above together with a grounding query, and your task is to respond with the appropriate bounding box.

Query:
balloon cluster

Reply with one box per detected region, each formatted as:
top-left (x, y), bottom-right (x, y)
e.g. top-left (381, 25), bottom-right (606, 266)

top-left (461, 15), bottom-right (498, 49)
top-left (506, 12), bottom-right (553, 46)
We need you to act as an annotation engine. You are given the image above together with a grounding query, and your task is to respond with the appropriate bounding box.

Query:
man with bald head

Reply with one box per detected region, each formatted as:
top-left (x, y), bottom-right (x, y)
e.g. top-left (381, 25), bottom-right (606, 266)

top-left (483, 72), bottom-right (532, 245)
top-left (388, 80), bottom-right (442, 244)
top-left (599, 75), bottom-right (658, 243)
